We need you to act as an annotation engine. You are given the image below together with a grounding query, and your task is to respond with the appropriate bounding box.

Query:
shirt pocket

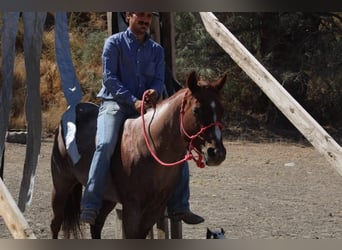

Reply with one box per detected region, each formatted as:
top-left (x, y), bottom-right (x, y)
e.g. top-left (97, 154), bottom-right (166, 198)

top-left (141, 62), bottom-right (156, 78)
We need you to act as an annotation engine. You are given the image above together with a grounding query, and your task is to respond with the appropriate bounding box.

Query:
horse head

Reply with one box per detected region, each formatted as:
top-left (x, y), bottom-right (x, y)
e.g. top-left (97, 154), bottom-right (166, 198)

top-left (181, 71), bottom-right (227, 166)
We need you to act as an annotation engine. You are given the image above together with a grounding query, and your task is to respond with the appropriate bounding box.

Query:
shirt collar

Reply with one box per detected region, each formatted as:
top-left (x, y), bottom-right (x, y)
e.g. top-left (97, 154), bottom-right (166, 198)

top-left (126, 28), bottom-right (150, 44)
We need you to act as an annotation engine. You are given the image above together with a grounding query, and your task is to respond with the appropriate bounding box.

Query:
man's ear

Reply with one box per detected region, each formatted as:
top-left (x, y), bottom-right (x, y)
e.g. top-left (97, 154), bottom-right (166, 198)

top-left (125, 12), bottom-right (131, 22)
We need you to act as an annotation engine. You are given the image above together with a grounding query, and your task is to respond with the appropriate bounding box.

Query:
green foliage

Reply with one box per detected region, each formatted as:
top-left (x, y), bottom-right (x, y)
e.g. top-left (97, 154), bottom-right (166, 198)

top-left (175, 13), bottom-right (229, 80)
top-left (80, 30), bottom-right (107, 66)
top-left (9, 12), bottom-right (342, 136)
top-left (175, 12), bottom-right (342, 133)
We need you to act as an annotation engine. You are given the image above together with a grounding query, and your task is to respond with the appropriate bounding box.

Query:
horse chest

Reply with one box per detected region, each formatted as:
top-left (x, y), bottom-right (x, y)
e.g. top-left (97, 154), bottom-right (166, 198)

top-left (114, 159), bottom-right (181, 194)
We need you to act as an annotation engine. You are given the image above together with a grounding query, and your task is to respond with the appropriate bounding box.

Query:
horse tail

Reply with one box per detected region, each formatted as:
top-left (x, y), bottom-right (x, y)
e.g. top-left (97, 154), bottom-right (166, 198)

top-left (62, 182), bottom-right (83, 239)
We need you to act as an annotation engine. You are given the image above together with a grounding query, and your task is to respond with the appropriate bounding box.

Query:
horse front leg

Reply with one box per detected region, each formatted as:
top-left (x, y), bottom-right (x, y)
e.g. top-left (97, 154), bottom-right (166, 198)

top-left (122, 206), bottom-right (150, 239)
top-left (90, 200), bottom-right (116, 239)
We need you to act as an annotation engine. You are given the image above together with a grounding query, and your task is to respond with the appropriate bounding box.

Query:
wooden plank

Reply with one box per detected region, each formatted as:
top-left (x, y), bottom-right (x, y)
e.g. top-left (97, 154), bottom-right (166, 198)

top-left (0, 178), bottom-right (36, 239)
top-left (107, 12), bottom-right (113, 36)
top-left (115, 206), bottom-right (125, 239)
top-left (170, 219), bottom-right (182, 239)
top-left (156, 215), bottom-right (169, 239)
top-left (107, 12), bottom-right (120, 36)
top-left (150, 14), bottom-right (161, 44)
top-left (200, 12), bottom-right (342, 176)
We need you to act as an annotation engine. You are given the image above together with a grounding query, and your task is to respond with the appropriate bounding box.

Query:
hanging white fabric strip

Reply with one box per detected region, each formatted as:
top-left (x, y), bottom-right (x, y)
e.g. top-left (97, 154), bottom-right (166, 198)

top-left (55, 12), bottom-right (83, 164)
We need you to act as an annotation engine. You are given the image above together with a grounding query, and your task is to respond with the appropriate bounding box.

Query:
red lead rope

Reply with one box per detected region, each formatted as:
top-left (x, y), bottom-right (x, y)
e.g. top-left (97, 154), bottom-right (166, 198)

top-left (141, 91), bottom-right (224, 168)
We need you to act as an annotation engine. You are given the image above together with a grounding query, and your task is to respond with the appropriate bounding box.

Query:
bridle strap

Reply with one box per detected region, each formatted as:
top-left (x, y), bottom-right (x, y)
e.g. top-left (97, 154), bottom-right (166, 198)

top-left (141, 91), bottom-right (224, 168)
top-left (179, 95), bottom-right (224, 168)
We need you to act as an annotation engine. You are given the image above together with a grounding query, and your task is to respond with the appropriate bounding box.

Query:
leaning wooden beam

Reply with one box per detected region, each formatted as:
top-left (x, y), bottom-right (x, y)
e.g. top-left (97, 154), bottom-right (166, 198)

top-left (0, 178), bottom-right (36, 239)
top-left (200, 12), bottom-right (342, 176)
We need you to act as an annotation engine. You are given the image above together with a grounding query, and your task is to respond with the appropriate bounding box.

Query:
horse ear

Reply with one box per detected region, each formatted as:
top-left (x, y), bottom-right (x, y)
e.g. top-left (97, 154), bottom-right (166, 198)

top-left (187, 71), bottom-right (200, 93)
top-left (221, 228), bottom-right (225, 234)
top-left (206, 228), bottom-right (212, 238)
top-left (212, 74), bottom-right (227, 91)
top-left (213, 74), bottom-right (227, 91)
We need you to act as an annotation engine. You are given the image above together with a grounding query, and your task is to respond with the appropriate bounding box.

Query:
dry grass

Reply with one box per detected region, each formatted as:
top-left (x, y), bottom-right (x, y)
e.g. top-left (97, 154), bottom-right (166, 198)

top-left (8, 54), bottom-right (68, 134)
top-left (3, 13), bottom-right (105, 135)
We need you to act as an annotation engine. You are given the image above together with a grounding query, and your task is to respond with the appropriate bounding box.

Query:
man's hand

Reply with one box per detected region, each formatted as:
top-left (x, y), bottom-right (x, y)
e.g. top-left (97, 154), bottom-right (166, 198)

top-left (134, 100), bottom-right (144, 113)
top-left (134, 89), bottom-right (159, 114)
top-left (134, 99), bottom-right (154, 114)
top-left (143, 89), bottom-right (158, 106)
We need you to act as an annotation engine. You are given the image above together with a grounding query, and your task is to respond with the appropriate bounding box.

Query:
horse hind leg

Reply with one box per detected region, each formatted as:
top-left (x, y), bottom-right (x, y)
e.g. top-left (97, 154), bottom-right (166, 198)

top-left (51, 184), bottom-right (75, 239)
top-left (61, 182), bottom-right (83, 238)
top-left (50, 186), bottom-right (64, 239)
top-left (90, 200), bottom-right (116, 239)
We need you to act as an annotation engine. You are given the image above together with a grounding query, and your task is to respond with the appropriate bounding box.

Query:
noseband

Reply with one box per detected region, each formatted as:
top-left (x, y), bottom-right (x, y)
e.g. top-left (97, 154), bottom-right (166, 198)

top-left (141, 91), bottom-right (224, 168)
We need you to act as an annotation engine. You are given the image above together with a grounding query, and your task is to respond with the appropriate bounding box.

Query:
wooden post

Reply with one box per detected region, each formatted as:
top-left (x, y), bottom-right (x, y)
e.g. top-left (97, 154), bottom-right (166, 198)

top-left (170, 219), bottom-right (182, 239)
top-left (156, 216), bottom-right (169, 239)
top-left (200, 12), bottom-right (342, 176)
top-left (0, 178), bottom-right (36, 238)
top-left (107, 12), bottom-right (120, 36)
top-left (159, 12), bottom-right (176, 75)
top-left (150, 14), bottom-right (161, 44)
top-left (114, 205), bottom-right (125, 239)
top-left (107, 12), bottom-right (113, 36)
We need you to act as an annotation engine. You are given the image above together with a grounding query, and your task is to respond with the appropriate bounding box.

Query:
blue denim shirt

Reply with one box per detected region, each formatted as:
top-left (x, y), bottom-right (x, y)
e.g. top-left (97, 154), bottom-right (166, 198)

top-left (97, 28), bottom-right (165, 107)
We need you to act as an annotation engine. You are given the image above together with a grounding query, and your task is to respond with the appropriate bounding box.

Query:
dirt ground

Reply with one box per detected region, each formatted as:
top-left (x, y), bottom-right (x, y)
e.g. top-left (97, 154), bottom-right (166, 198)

top-left (2, 137), bottom-right (342, 239)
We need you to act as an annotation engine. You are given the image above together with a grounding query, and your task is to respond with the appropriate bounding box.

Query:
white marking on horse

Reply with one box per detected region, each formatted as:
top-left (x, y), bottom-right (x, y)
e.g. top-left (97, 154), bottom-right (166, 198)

top-left (211, 101), bottom-right (222, 140)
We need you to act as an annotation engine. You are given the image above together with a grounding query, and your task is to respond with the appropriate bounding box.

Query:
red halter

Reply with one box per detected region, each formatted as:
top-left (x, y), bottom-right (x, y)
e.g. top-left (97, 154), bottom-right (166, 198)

top-left (141, 91), bottom-right (224, 168)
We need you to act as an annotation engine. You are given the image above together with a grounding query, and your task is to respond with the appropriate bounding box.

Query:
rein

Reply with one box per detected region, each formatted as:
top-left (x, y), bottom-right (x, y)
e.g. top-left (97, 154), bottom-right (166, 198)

top-left (141, 91), bottom-right (224, 168)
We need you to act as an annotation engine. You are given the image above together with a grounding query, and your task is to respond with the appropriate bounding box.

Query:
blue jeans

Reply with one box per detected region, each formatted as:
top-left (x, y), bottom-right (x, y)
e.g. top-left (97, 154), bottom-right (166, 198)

top-left (81, 100), bottom-right (136, 212)
top-left (167, 162), bottom-right (190, 214)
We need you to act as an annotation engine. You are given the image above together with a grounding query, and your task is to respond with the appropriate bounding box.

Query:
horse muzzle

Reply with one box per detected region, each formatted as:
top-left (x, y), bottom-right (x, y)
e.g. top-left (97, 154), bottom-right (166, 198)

top-left (202, 143), bottom-right (226, 166)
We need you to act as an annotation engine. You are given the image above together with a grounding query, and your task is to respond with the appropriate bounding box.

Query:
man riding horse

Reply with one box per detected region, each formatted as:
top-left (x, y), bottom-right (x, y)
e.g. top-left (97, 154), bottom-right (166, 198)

top-left (80, 12), bottom-right (203, 225)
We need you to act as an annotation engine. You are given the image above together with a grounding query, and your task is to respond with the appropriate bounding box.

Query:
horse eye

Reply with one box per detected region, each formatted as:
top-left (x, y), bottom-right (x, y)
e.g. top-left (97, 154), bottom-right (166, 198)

top-left (193, 107), bottom-right (200, 116)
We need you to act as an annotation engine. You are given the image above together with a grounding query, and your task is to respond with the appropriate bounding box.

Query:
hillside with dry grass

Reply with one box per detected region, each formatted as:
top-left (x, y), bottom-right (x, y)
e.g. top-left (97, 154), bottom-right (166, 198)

top-left (4, 12), bottom-right (342, 141)
top-left (3, 12), bottom-right (107, 134)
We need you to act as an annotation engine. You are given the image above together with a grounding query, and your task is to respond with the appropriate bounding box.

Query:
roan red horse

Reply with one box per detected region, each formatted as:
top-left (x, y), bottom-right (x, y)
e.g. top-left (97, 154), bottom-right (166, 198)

top-left (50, 71), bottom-right (227, 239)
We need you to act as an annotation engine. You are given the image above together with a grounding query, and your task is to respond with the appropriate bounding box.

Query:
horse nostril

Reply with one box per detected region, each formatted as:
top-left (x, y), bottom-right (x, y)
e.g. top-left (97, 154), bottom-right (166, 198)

top-left (207, 147), bottom-right (217, 158)
top-left (207, 147), bottom-right (226, 160)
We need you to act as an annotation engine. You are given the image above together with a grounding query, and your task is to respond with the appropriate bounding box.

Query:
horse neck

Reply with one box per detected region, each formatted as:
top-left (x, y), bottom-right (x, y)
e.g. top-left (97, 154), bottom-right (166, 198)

top-left (146, 89), bottom-right (189, 151)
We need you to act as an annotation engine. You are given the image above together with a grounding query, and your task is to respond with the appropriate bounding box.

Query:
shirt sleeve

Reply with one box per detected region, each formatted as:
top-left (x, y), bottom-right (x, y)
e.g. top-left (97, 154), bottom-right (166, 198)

top-left (101, 37), bottom-right (137, 106)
